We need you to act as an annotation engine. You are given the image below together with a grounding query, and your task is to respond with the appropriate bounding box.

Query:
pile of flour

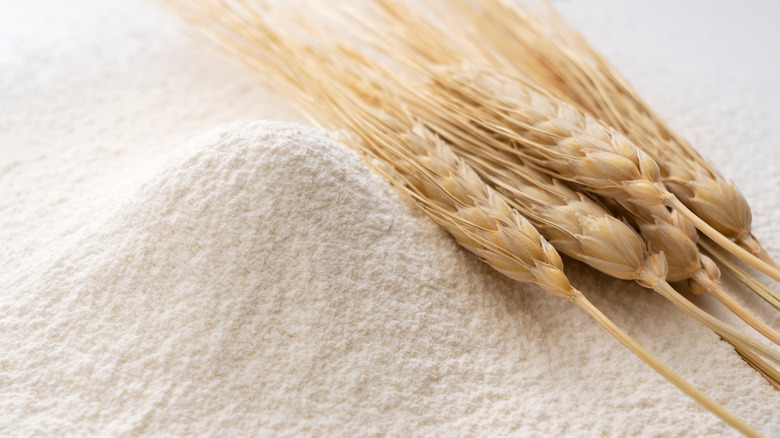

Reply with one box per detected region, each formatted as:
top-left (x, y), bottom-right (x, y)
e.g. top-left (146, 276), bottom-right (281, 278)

top-left (2, 121), bottom-right (777, 436)
top-left (3, 0), bottom-right (780, 436)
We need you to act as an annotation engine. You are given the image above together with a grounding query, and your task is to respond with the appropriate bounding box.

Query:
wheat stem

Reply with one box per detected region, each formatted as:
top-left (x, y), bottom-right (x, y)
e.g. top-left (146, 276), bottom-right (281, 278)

top-left (700, 238), bottom-right (780, 312)
top-left (647, 279), bottom-right (780, 366)
top-left (572, 290), bottom-right (762, 437)
top-left (698, 273), bottom-right (780, 347)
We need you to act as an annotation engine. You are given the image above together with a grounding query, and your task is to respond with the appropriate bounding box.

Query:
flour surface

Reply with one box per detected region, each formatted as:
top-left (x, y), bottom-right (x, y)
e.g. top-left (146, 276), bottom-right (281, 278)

top-left (1, 121), bottom-right (777, 437)
top-left (2, 0), bottom-right (780, 436)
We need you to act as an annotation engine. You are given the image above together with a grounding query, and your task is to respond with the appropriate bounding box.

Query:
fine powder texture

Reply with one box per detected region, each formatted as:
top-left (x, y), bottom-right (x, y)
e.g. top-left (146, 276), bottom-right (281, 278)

top-left (3, 0), bottom-right (780, 436)
top-left (1, 121), bottom-right (778, 436)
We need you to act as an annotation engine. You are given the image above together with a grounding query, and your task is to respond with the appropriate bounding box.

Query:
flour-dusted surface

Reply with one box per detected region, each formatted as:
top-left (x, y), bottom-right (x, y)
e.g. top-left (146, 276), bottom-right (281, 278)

top-left (2, 0), bottom-right (780, 437)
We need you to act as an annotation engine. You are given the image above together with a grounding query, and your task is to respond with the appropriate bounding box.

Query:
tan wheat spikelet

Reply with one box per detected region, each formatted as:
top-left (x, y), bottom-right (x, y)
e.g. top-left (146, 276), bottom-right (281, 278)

top-left (390, 127), bottom-right (576, 296)
top-left (617, 205), bottom-right (700, 283)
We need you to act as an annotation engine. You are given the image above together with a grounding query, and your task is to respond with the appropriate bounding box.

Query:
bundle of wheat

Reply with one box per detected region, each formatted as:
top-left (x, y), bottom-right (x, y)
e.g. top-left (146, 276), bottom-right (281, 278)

top-left (159, 0), bottom-right (774, 435)
top-left (412, 0), bottom-right (780, 305)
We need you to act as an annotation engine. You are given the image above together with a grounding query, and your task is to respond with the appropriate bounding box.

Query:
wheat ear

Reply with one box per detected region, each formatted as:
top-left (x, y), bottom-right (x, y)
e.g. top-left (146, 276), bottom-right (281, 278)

top-left (364, 76), bottom-right (780, 366)
top-left (420, 0), bottom-right (775, 268)
top-left (414, 67), bottom-right (780, 284)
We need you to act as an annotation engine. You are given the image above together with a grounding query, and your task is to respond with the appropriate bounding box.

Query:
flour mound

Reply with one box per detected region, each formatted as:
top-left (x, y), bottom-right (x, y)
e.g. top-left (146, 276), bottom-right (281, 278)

top-left (3, 121), bottom-right (776, 437)
top-left (0, 121), bottom-right (511, 436)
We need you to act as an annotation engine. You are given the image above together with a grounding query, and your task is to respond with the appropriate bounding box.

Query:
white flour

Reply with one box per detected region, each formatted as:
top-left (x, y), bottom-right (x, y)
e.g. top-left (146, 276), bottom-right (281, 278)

top-left (1, 121), bottom-right (777, 436)
top-left (2, 0), bottom-right (780, 436)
